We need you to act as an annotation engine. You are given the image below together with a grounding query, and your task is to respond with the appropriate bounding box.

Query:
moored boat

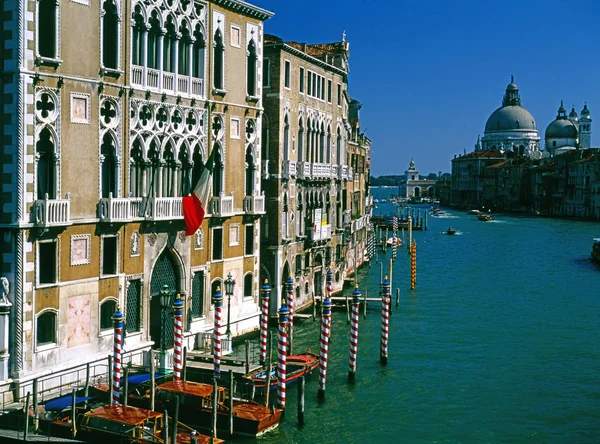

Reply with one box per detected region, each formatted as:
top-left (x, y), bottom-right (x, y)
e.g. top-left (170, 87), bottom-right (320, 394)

top-left (78, 404), bottom-right (218, 443)
top-left (592, 238), bottom-right (600, 263)
top-left (242, 352), bottom-right (319, 392)
top-left (155, 380), bottom-right (282, 437)
top-left (385, 237), bottom-right (403, 247)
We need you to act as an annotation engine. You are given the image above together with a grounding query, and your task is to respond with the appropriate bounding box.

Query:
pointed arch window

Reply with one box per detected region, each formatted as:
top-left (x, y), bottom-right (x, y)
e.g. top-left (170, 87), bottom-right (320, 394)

top-left (102, 0), bottom-right (119, 70)
top-left (147, 139), bottom-right (160, 197)
top-left (130, 139), bottom-right (144, 197)
top-left (163, 16), bottom-right (176, 73)
top-left (212, 147), bottom-right (223, 197)
top-left (192, 25), bottom-right (206, 79)
top-left (163, 142), bottom-right (176, 197)
top-left (38, 0), bottom-right (58, 60)
top-left (147, 11), bottom-right (161, 70)
top-left (283, 114), bottom-right (290, 162)
top-left (132, 5), bottom-right (145, 66)
top-left (36, 127), bottom-right (57, 200)
top-left (246, 145), bottom-right (255, 196)
top-left (213, 28), bottom-right (225, 90)
top-left (179, 22), bottom-right (191, 76)
top-left (101, 133), bottom-right (118, 198)
top-left (191, 144), bottom-right (205, 187)
top-left (179, 146), bottom-right (192, 196)
top-left (319, 124), bottom-right (325, 163)
top-left (247, 38), bottom-right (258, 97)
top-left (326, 126), bottom-right (332, 164)
top-left (298, 118), bottom-right (304, 162)
top-left (336, 128), bottom-right (342, 165)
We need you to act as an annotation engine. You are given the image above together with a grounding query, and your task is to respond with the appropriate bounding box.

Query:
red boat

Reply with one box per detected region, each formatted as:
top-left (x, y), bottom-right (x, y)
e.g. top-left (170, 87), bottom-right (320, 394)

top-left (242, 352), bottom-right (319, 392)
top-left (155, 380), bottom-right (282, 437)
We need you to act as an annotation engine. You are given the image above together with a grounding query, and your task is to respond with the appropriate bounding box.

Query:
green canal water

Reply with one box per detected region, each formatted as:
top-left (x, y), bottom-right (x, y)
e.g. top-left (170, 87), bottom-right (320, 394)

top-left (249, 188), bottom-right (600, 443)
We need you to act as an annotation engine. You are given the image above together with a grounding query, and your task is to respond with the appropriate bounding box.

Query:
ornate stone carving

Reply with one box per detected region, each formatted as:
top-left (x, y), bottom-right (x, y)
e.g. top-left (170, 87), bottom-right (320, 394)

top-left (0, 277), bottom-right (9, 304)
top-left (147, 232), bottom-right (158, 247)
top-left (130, 231), bottom-right (141, 256)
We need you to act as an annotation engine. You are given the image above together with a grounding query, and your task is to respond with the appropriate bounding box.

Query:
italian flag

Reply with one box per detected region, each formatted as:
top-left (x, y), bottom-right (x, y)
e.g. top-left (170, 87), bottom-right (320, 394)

top-left (183, 149), bottom-right (216, 236)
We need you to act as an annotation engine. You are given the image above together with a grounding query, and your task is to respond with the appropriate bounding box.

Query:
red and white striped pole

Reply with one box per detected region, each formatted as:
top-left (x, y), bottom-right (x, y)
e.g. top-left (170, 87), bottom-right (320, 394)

top-left (212, 286), bottom-right (223, 380)
top-left (286, 277), bottom-right (294, 355)
top-left (318, 270), bottom-right (333, 399)
top-left (259, 280), bottom-right (270, 365)
top-left (276, 305), bottom-right (289, 410)
top-left (380, 277), bottom-right (391, 365)
top-left (112, 306), bottom-right (124, 405)
top-left (173, 294), bottom-right (184, 381)
top-left (348, 285), bottom-right (361, 381)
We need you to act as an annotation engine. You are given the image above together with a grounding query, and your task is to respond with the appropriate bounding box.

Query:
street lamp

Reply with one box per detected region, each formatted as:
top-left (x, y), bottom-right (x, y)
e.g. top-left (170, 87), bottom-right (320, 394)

top-left (158, 284), bottom-right (172, 351)
top-left (224, 272), bottom-right (236, 336)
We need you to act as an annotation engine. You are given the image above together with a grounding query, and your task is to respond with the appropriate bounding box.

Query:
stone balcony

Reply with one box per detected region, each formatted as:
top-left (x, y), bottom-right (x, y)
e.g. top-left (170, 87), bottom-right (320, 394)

top-left (210, 193), bottom-right (234, 217)
top-left (132, 65), bottom-right (204, 98)
top-left (243, 193), bottom-right (266, 215)
top-left (144, 197), bottom-right (183, 221)
top-left (98, 194), bottom-right (144, 223)
top-left (282, 160), bottom-right (297, 179)
top-left (311, 162), bottom-right (332, 179)
top-left (32, 194), bottom-right (71, 228)
top-left (297, 162), bottom-right (311, 179)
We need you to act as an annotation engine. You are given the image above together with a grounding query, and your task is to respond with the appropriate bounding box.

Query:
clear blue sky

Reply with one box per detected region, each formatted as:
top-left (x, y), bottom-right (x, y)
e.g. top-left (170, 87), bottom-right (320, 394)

top-left (255, 0), bottom-right (600, 176)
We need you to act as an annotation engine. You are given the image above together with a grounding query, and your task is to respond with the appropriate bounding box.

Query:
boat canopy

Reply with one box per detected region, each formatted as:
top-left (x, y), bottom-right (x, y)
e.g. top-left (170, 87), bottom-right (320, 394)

top-left (158, 381), bottom-right (224, 398)
top-left (84, 405), bottom-right (162, 426)
top-left (44, 395), bottom-right (93, 411)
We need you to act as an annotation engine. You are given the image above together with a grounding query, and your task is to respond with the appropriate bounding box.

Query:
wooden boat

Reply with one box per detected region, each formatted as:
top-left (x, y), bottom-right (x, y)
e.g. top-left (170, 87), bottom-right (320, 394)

top-left (592, 238), bottom-right (600, 263)
top-left (477, 213), bottom-right (493, 221)
top-left (385, 237), bottom-right (403, 247)
top-left (242, 352), bottom-right (319, 392)
top-left (154, 380), bottom-right (282, 437)
top-left (446, 228), bottom-right (456, 235)
top-left (78, 404), bottom-right (219, 443)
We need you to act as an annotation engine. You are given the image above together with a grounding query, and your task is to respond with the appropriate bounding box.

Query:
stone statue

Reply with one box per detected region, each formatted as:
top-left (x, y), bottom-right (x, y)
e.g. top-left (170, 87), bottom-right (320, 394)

top-left (0, 277), bottom-right (8, 304)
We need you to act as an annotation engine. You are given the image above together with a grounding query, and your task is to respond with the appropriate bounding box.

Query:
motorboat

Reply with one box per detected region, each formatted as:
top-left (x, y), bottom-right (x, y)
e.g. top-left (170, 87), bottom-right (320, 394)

top-left (467, 209), bottom-right (481, 215)
top-left (477, 214), bottom-right (493, 221)
top-left (386, 237), bottom-right (403, 247)
top-left (446, 228), bottom-right (456, 235)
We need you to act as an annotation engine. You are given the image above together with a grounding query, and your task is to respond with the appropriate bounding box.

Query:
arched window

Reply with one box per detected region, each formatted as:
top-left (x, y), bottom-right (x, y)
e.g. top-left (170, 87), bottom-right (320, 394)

top-left (212, 146), bottom-right (223, 197)
top-left (244, 274), bottom-right (253, 298)
top-left (191, 144), bottom-right (204, 187)
top-left (101, 133), bottom-right (118, 198)
top-left (132, 5), bottom-right (145, 66)
top-left (163, 16), bottom-right (176, 73)
top-left (247, 39), bottom-right (257, 97)
top-left (147, 11), bottom-right (161, 70)
top-left (37, 310), bottom-right (57, 346)
top-left (130, 139), bottom-right (144, 197)
top-left (283, 114), bottom-right (290, 161)
top-left (102, 0), bottom-right (119, 70)
top-left (179, 22), bottom-right (191, 76)
top-left (147, 139), bottom-right (160, 197)
top-left (36, 127), bottom-right (56, 200)
top-left (246, 145), bottom-right (255, 196)
top-left (179, 145), bottom-right (192, 196)
top-left (38, 0), bottom-right (58, 59)
top-left (100, 299), bottom-right (117, 330)
top-left (213, 28), bottom-right (224, 90)
top-left (319, 123), bottom-right (325, 163)
top-left (336, 128), bottom-right (342, 165)
top-left (192, 25), bottom-right (205, 79)
top-left (163, 142), bottom-right (176, 197)
top-left (326, 126), bottom-right (332, 164)
top-left (298, 118), bottom-right (304, 162)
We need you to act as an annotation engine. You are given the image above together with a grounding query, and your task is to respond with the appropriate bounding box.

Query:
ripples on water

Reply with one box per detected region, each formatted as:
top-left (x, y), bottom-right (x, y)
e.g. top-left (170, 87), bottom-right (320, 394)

top-left (248, 190), bottom-right (600, 444)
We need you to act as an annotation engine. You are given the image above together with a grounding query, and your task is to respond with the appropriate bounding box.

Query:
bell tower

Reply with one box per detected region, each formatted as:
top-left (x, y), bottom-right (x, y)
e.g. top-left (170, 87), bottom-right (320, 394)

top-left (579, 104), bottom-right (592, 148)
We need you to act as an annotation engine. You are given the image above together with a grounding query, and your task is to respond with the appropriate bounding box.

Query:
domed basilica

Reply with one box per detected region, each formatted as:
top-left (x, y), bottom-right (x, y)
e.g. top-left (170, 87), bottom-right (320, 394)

top-left (475, 76), bottom-right (592, 158)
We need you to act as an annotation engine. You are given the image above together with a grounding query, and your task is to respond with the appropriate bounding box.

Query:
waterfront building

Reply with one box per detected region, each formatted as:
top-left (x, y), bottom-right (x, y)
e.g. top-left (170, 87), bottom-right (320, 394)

top-left (403, 160), bottom-right (437, 199)
top-left (451, 149), bottom-right (504, 208)
top-left (260, 33), bottom-right (372, 314)
top-left (0, 0), bottom-right (272, 393)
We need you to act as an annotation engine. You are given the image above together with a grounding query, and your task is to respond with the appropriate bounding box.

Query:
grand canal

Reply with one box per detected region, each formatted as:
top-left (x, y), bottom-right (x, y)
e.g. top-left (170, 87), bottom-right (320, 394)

top-left (254, 187), bottom-right (600, 443)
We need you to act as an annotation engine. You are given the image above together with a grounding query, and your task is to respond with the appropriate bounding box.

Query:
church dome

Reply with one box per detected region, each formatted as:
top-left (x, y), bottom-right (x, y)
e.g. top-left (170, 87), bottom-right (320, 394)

top-left (485, 106), bottom-right (537, 132)
top-left (484, 76), bottom-right (537, 133)
top-left (545, 119), bottom-right (578, 139)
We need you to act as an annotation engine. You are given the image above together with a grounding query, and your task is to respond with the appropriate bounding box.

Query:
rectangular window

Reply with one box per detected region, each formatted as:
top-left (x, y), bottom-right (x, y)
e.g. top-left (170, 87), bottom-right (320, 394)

top-left (245, 224), bottom-right (254, 256)
top-left (312, 74), bottom-right (317, 98)
top-left (230, 25), bottom-right (241, 48)
top-left (191, 271), bottom-right (205, 318)
top-left (321, 77), bottom-right (325, 100)
top-left (295, 210), bottom-right (301, 236)
top-left (281, 212), bottom-right (288, 239)
top-left (126, 279), bottom-right (141, 332)
top-left (230, 117), bottom-right (241, 139)
top-left (229, 224), bottom-right (240, 246)
top-left (212, 227), bottom-right (223, 261)
top-left (307, 71), bottom-right (312, 95)
top-left (263, 59), bottom-right (271, 87)
top-left (284, 60), bottom-right (291, 88)
top-left (316, 76), bottom-right (321, 99)
top-left (38, 241), bottom-right (57, 285)
top-left (327, 79), bottom-right (332, 103)
top-left (337, 84), bottom-right (342, 106)
top-left (295, 255), bottom-right (302, 276)
top-left (299, 67), bottom-right (305, 93)
top-left (102, 236), bottom-right (118, 275)
top-left (37, 311), bottom-right (57, 347)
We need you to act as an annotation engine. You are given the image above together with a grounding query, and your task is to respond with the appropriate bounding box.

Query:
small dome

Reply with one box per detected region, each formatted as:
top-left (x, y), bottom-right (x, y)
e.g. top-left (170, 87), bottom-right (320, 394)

top-left (485, 105), bottom-right (537, 132)
top-left (545, 119), bottom-right (578, 139)
top-left (581, 104), bottom-right (590, 116)
top-left (569, 106), bottom-right (578, 118)
top-left (506, 75), bottom-right (518, 91)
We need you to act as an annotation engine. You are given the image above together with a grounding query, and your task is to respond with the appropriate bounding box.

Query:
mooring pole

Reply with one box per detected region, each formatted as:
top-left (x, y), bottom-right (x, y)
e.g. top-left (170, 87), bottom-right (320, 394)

top-left (297, 376), bottom-right (305, 426)
top-left (259, 280), bottom-right (270, 365)
top-left (264, 331), bottom-right (272, 407)
top-left (286, 277), bottom-right (294, 356)
top-left (24, 391), bottom-right (30, 440)
top-left (112, 306), bottom-right (124, 405)
top-left (123, 367), bottom-right (129, 407)
top-left (277, 305), bottom-right (289, 411)
top-left (211, 380), bottom-right (218, 442)
top-left (173, 294), bottom-right (184, 381)
top-left (228, 370), bottom-right (234, 437)
top-left (348, 285), bottom-right (361, 382)
top-left (163, 410), bottom-right (169, 444)
top-left (380, 277), bottom-right (391, 365)
top-left (71, 389), bottom-right (77, 438)
top-left (150, 349), bottom-right (156, 411)
top-left (318, 276), bottom-right (332, 400)
top-left (172, 396), bottom-right (179, 444)
top-left (212, 287), bottom-right (224, 381)
top-left (182, 346), bottom-right (188, 382)
top-left (32, 378), bottom-right (38, 432)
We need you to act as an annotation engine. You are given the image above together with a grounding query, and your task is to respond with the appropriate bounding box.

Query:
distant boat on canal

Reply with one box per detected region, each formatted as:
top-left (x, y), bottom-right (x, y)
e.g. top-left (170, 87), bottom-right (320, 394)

top-left (592, 238), bottom-right (600, 263)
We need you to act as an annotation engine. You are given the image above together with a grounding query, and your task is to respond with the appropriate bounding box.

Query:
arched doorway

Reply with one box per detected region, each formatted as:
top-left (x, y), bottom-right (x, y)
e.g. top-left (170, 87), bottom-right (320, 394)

top-left (150, 249), bottom-right (181, 349)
